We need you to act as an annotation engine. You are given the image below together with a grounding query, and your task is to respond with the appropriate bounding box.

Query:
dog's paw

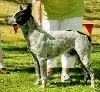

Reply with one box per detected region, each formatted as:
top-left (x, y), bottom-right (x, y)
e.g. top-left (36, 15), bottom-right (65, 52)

top-left (34, 78), bottom-right (41, 85)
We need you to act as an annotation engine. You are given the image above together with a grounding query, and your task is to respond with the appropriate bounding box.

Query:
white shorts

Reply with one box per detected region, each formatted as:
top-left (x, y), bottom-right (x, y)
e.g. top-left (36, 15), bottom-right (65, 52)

top-left (42, 17), bottom-right (83, 68)
top-left (0, 32), bottom-right (6, 68)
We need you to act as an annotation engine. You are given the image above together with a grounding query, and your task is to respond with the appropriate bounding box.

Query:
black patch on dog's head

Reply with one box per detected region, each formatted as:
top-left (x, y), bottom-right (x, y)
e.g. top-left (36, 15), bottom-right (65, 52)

top-left (14, 3), bottom-right (32, 25)
top-left (20, 5), bottom-right (23, 10)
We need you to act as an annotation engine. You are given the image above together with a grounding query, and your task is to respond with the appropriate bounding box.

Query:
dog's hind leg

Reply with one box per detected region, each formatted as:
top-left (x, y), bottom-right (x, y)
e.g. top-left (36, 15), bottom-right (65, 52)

top-left (76, 54), bottom-right (90, 83)
top-left (75, 36), bottom-right (95, 88)
top-left (76, 51), bottom-right (95, 88)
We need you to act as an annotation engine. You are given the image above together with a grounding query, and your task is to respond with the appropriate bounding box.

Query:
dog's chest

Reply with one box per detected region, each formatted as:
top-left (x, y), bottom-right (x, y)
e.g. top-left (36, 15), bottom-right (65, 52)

top-left (29, 30), bottom-right (42, 44)
top-left (28, 30), bottom-right (46, 54)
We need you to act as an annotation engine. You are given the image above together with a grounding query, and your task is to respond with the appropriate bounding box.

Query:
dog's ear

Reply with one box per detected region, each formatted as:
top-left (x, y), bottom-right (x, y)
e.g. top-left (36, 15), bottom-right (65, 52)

top-left (26, 3), bottom-right (32, 14)
top-left (26, 3), bottom-right (32, 10)
top-left (20, 5), bottom-right (23, 10)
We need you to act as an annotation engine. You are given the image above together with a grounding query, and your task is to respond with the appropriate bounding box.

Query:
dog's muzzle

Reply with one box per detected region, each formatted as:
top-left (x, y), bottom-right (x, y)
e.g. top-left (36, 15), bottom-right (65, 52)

top-left (5, 17), bottom-right (17, 25)
top-left (5, 17), bottom-right (18, 34)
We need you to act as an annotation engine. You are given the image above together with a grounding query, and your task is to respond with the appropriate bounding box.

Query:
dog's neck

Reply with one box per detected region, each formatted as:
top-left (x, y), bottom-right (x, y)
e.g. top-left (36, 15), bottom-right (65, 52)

top-left (20, 16), bottom-right (54, 40)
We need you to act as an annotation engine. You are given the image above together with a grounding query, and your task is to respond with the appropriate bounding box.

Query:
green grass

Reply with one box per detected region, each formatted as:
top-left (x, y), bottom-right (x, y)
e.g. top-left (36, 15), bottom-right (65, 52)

top-left (0, 39), bottom-right (100, 92)
top-left (0, 0), bottom-right (100, 92)
top-left (0, 25), bottom-right (100, 92)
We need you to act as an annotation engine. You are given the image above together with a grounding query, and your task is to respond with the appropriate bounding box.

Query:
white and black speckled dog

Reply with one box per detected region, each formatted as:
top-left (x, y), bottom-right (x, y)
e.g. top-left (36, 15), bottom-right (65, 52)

top-left (5, 4), bottom-right (95, 88)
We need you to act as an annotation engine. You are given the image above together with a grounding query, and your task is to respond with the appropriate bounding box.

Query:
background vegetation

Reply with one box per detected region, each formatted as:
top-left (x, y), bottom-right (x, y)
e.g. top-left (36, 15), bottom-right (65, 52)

top-left (0, 0), bottom-right (100, 92)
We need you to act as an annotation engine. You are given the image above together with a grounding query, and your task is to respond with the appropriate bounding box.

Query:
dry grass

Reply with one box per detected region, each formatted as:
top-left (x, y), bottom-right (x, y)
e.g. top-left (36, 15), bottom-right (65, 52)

top-left (0, 1), bottom-right (20, 18)
top-left (0, 25), bottom-right (24, 43)
top-left (83, 26), bottom-right (100, 44)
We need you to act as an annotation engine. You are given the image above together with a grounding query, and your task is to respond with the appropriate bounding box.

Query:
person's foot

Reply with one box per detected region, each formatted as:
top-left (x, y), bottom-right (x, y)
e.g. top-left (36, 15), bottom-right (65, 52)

top-left (61, 73), bottom-right (71, 83)
top-left (0, 68), bottom-right (10, 74)
top-left (47, 72), bottom-right (53, 80)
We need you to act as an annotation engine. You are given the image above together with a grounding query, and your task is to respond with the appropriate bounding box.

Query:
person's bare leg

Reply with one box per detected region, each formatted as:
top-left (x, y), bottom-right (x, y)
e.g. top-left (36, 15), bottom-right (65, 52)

top-left (62, 68), bottom-right (69, 74)
top-left (47, 68), bottom-right (53, 80)
top-left (0, 37), bottom-right (9, 74)
top-left (47, 58), bottom-right (57, 80)
top-left (47, 68), bottom-right (53, 75)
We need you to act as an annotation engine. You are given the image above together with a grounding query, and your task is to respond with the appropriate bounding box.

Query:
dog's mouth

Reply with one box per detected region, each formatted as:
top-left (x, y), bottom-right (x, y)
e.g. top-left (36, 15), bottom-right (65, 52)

top-left (13, 24), bottom-right (18, 34)
top-left (5, 17), bottom-right (18, 34)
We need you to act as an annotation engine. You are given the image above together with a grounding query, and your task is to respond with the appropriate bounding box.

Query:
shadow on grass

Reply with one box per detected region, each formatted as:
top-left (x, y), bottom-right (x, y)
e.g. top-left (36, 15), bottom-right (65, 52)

top-left (94, 68), bottom-right (100, 80)
top-left (3, 0), bottom-right (20, 4)
top-left (3, 46), bottom-right (28, 52)
top-left (2, 0), bottom-right (30, 4)
top-left (8, 67), bottom-right (35, 73)
top-left (7, 66), bottom-right (100, 80)
top-left (49, 81), bottom-right (88, 88)
top-left (49, 68), bottom-right (100, 87)
top-left (92, 44), bottom-right (100, 52)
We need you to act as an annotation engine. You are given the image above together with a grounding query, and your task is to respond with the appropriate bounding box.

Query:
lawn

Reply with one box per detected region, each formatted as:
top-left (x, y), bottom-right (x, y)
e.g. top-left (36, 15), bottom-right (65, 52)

top-left (0, 0), bottom-right (100, 92)
top-left (0, 26), bottom-right (100, 92)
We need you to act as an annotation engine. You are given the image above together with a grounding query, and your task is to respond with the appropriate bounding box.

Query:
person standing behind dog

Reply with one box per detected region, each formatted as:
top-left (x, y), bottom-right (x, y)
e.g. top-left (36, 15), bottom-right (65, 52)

top-left (32, 0), bottom-right (84, 82)
top-left (0, 31), bottom-right (9, 74)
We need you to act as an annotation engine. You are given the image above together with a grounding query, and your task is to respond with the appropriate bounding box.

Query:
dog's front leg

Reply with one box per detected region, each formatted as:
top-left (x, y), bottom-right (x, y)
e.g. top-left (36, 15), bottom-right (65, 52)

top-left (38, 57), bottom-right (47, 88)
top-left (34, 61), bottom-right (41, 85)
top-left (29, 50), bottom-right (41, 85)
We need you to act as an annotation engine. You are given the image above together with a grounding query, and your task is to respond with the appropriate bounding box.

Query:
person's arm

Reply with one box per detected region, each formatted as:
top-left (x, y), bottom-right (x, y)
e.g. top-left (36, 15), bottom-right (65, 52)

top-left (32, 0), bottom-right (42, 27)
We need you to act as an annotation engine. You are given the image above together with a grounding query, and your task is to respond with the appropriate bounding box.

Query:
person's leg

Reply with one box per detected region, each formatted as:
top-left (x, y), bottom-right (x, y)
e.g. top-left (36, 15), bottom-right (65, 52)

top-left (60, 17), bottom-right (83, 82)
top-left (46, 58), bottom-right (57, 79)
top-left (61, 53), bottom-right (75, 82)
top-left (42, 18), bottom-right (60, 79)
top-left (0, 32), bottom-right (9, 74)
top-left (0, 44), bottom-right (6, 69)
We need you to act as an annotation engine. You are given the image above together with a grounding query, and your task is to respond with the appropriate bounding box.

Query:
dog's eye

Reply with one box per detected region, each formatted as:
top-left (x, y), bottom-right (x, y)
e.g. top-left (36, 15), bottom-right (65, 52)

top-left (15, 11), bottom-right (25, 18)
top-left (16, 14), bottom-right (24, 19)
top-left (18, 17), bottom-right (22, 21)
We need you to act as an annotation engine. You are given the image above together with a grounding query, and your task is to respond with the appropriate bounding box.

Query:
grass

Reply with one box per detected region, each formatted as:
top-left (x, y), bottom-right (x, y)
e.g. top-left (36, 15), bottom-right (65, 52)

top-left (0, 32), bottom-right (100, 92)
top-left (0, 41), bottom-right (100, 92)
top-left (84, 0), bottom-right (100, 20)
top-left (0, 0), bottom-right (100, 92)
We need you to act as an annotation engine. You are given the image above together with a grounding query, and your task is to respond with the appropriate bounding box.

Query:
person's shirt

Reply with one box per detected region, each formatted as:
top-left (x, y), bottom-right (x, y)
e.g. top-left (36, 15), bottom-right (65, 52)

top-left (33, 0), bottom-right (85, 20)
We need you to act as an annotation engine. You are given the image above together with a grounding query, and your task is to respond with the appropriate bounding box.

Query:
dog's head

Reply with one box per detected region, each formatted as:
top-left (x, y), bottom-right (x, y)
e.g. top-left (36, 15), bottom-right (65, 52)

top-left (5, 3), bottom-right (32, 33)
top-left (5, 3), bottom-right (32, 25)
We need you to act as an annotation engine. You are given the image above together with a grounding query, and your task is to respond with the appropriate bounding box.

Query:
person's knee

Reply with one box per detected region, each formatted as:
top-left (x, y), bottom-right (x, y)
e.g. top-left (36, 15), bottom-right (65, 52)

top-left (61, 54), bottom-right (76, 68)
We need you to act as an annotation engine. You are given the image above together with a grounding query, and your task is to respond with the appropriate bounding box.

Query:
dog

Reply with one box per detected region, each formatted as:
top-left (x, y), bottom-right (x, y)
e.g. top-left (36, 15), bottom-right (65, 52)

top-left (5, 4), bottom-right (95, 88)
